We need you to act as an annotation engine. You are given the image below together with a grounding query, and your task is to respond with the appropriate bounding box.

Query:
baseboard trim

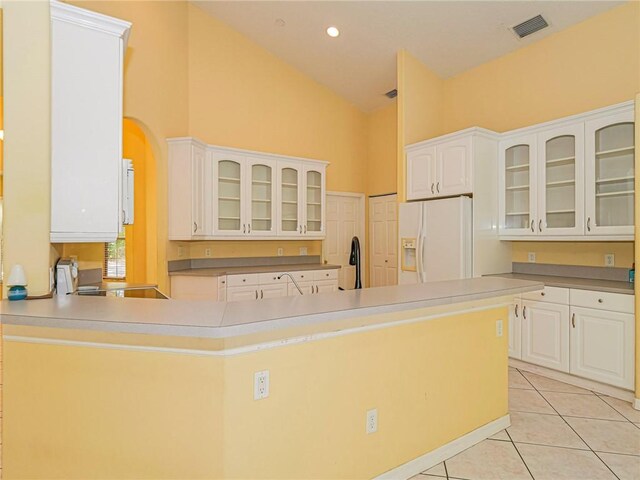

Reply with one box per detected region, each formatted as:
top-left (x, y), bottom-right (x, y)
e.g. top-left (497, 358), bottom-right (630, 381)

top-left (374, 415), bottom-right (510, 480)
top-left (634, 398), bottom-right (640, 411)
top-left (509, 359), bottom-right (634, 402)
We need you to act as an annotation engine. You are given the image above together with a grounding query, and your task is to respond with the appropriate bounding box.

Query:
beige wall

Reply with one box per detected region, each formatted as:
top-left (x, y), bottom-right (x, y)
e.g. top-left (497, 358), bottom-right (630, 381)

top-left (396, 50), bottom-right (445, 201)
top-left (366, 102), bottom-right (397, 197)
top-left (3, 1), bottom-right (52, 295)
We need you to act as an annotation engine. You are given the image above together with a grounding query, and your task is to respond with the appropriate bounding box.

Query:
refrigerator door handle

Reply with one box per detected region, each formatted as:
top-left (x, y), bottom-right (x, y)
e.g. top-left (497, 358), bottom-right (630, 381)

top-left (416, 227), bottom-right (423, 282)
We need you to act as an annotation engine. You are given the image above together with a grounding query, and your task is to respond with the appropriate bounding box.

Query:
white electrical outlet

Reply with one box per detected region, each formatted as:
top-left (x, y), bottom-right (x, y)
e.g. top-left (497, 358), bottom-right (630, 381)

top-left (605, 254), bottom-right (615, 267)
top-left (496, 319), bottom-right (503, 337)
top-left (277, 247), bottom-right (284, 256)
top-left (205, 248), bottom-right (212, 257)
top-left (254, 370), bottom-right (270, 400)
top-left (366, 409), bottom-right (378, 434)
top-left (177, 246), bottom-right (184, 258)
top-left (300, 247), bottom-right (308, 256)
top-left (528, 252), bottom-right (536, 263)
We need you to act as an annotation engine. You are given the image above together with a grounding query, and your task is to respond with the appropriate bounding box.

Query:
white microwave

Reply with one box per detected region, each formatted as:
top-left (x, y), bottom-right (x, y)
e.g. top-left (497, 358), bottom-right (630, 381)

top-left (122, 159), bottom-right (134, 225)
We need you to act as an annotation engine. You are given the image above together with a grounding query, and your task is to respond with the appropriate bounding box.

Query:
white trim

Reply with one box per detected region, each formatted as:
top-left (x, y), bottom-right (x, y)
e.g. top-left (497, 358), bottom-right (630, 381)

top-left (405, 127), bottom-right (501, 151)
top-left (500, 235), bottom-right (634, 242)
top-left (633, 398), bottom-right (640, 411)
top-left (50, 0), bottom-right (131, 45)
top-left (166, 137), bottom-right (329, 166)
top-left (5, 302), bottom-right (511, 357)
top-left (509, 359), bottom-right (635, 401)
top-left (374, 415), bottom-right (510, 480)
top-left (324, 191), bottom-right (366, 288)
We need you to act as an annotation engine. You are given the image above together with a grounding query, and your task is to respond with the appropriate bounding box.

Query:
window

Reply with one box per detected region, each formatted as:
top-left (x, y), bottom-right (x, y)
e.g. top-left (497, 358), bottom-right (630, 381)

top-left (104, 235), bottom-right (126, 279)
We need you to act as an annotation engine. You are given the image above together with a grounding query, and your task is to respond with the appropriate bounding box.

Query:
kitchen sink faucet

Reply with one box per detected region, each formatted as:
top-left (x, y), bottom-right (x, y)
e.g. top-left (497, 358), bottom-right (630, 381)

top-left (277, 273), bottom-right (303, 295)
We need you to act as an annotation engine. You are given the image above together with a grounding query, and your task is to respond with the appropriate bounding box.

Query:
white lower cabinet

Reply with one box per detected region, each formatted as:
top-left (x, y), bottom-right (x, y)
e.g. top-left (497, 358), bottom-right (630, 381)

top-left (521, 299), bottom-right (570, 372)
top-left (316, 279), bottom-right (338, 294)
top-left (570, 306), bottom-right (635, 389)
top-left (512, 286), bottom-right (635, 391)
top-left (508, 297), bottom-right (522, 360)
top-left (226, 285), bottom-right (260, 302)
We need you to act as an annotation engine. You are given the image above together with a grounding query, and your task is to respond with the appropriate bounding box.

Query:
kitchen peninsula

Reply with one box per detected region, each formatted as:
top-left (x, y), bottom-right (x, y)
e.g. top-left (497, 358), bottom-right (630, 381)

top-left (1, 277), bottom-right (542, 479)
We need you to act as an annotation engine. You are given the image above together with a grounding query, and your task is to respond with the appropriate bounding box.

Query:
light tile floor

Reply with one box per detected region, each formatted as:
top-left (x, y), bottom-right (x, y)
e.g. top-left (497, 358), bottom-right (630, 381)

top-left (410, 368), bottom-right (640, 480)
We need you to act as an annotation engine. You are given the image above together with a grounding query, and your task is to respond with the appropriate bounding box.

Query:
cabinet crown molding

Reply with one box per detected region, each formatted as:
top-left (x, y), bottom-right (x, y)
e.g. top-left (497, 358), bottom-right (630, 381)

top-left (405, 127), bottom-right (500, 152)
top-left (167, 137), bottom-right (329, 166)
top-left (51, 0), bottom-right (132, 46)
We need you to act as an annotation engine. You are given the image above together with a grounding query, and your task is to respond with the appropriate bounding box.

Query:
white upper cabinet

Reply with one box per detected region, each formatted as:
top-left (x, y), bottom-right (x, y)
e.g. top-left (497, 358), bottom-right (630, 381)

top-left (537, 124), bottom-right (584, 236)
top-left (436, 136), bottom-right (473, 197)
top-left (406, 146), bottom-right (436, 200)
top-left (499, 102), bottom-right (634, 240)
top-left (405, 129), bottom-right (494, 201)
top-left (585, 111), bottom-right (635, 237)
top-left (169, 140), bottom-right (327, 240)
top-left (277, 162), bottom-right (303, 236)
top-left (50, 1), bottom-right (131, 242)
top-left (246, 157), bottom-right (277, 237)
top-left (213, 150), bottom-right (246, 236)
top-left (168, 138), bottom-right (212, 240)
top-left (499, 134), bottom-right (537, 236)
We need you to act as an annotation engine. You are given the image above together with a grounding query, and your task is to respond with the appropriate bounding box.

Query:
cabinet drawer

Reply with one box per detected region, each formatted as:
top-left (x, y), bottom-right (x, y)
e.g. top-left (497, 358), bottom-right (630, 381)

top-left (522, 286), bottom-right (569, 304)
top-left (290, 271), bottom-right (314, 283)
top-left (227, 273), bottom-right (259, 287)
top-left (313, 269), bottom-right (338, 281)
top-left (570, 289), bottom-right (634, 314)
top-left (259, 272), bottom-right (288, 285)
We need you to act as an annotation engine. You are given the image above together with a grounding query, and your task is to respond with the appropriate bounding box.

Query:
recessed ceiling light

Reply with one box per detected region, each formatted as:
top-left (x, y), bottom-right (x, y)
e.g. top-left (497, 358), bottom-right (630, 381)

top-left (275, 18), bottom-right (286, 28)
top-left (326, 26), bottom-right (340, 38)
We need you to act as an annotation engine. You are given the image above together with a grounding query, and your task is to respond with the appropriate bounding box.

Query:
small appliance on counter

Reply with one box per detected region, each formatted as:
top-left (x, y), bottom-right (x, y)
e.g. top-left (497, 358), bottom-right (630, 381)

top-left (56, 257), bottom-right (79, 295)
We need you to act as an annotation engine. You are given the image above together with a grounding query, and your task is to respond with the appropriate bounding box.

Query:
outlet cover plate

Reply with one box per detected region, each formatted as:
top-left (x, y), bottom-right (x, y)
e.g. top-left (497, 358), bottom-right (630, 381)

top-left (300, 247), bottom-right (308, 256)
top-left (254, 370), bottom-right (270, 400)
top-left (605, 254), bottom-right (615, 267)
top-left (366, 408), bottom-right (378, 434)
top-left (528, 252), bottom-right (536, 263)
top-left (496, 319), bottom-right (503, 337)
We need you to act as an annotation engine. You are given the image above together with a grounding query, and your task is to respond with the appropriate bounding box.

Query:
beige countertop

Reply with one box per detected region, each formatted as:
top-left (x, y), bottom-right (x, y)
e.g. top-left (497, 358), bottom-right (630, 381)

top-left (487, 273), bottom-right (634, 295)
top-left (0, 277), bottom-right (542, 340)
top-left (168, 263), bottom-right (341, 277)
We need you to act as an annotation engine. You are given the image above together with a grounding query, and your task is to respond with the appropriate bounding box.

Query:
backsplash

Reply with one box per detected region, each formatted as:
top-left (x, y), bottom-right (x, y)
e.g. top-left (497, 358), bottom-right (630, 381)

top-left (167, 240), bottom-right (322, 261)
top-left (511, 242), bottom-right (634, 268)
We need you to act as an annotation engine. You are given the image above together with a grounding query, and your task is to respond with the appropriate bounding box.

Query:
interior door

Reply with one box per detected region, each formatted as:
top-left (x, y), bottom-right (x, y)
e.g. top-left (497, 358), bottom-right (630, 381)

top-left (369, 194), bottom-right (398, 287)
top-left (324, 193), bottom-right (364, 289)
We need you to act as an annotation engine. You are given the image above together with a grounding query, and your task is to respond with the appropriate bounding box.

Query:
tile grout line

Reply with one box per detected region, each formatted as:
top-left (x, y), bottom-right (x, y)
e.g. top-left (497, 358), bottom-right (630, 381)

top-left (443, 459), bottom-right (449, 480)
top-left (504, 427), bottom-right (536, 480)
top-left (519, 369), bottom-right (622, 480)
top-left (597, 396), bottom-right (640, 424)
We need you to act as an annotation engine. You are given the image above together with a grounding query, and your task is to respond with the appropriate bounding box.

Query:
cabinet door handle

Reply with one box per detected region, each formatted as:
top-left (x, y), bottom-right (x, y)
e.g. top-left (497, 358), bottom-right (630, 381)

top-left (514, 304), bottom-right (519, 318)
top-left (193, 222), bottom-right (197, 233)
top-left (304, 225), bottom-right (307, 234)
top-left (587, 217), bottom-right (591, 232)
top-left (299, 225), bottom-right (302, 234)
top-left (255, 290), bottom-right (258, 300)
top-left (248, 224), bottom-right (251, 234)
top-left (572, 313), bottom-right (576, 328)
top-left (598, 298), bottom-right (603, 303)
top-left (260, 289), bottom-right (264, 299)
top-left (436, 182), bottom-right (440, 193)
top-left (522, 306), bottom-right (527, 319)
top-left (539, 219), bottom-right (542, 232)
top-left (431, 183), bottom-right (435, 194)
top-left (243, 224), bottom-right (246, 234)
top-left (530, 220), bottom-right (535, 232)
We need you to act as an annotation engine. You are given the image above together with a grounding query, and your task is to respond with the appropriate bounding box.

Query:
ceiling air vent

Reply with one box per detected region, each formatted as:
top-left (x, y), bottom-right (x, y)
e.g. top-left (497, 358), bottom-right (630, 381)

top-left (385, 89), bottom-right (397, 99)
top-left (512, 14), bottom-right (549, 39)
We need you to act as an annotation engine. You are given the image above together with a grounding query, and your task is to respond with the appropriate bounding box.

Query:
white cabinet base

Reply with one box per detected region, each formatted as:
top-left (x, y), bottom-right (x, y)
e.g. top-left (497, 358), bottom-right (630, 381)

top-left (510, 359), bottom-right (636, 401)
top-left (570, 306), bottom-right (635, 390)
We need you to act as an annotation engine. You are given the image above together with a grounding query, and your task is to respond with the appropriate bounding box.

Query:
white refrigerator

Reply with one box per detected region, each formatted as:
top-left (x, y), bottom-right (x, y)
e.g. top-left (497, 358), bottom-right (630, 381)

top-left (398, 196), bottom-right (472, 285)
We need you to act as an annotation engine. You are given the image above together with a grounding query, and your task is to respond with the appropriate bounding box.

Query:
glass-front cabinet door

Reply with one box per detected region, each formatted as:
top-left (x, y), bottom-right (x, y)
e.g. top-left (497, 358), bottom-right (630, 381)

top-left (246, 157), bottom-right (276, 236)
top-left (304, 166), bottom-right (325, 235)
top-left (213, 152), bottom-right (245, 236)
top-left (277, 162), bottom-right (303, 236)
top-left (585, 111), bottom-right (635, 237)
top-left (499, 135), bottom-right (537, 236)
top-left (537, 124), bottom-right (584, 236)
